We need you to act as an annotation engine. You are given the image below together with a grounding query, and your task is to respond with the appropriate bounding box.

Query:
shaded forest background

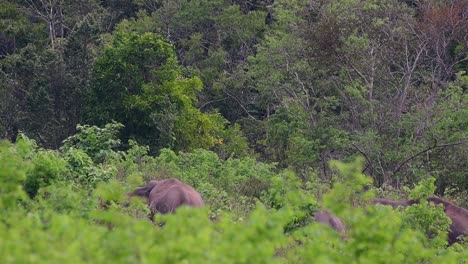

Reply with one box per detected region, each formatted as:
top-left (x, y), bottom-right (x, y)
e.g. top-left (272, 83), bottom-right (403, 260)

top-left (1, 0), bottom-right (467, 199)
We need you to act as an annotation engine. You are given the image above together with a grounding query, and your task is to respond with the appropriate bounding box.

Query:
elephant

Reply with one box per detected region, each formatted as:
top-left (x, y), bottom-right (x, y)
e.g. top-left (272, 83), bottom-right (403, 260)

top-left (130, 178), bottom-right (204, 218)
top-left (371, 197), bottom-right (468, 245)
top-left (313, 209), bottom-right (346, 235)
top-left (371, 198), bottom-right (418, 207)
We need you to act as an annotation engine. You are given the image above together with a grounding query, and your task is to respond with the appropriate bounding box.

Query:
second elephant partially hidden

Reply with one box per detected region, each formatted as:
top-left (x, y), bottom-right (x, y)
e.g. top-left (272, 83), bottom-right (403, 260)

top-left (372, 197), bottom-right (468, 245)
top-left (130, 178), bottom-right (204, 217)
top-left (313, 210), bottom-right (346, 235)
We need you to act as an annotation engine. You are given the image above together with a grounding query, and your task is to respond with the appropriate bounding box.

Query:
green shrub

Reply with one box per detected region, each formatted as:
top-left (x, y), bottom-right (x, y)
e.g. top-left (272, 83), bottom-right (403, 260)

top-left (61, 122), bottom-right (123, 163)
top-left (24, 150), bottom-right (68, 198)
top-left (63, 147), bottom-right (116, 188)
top-left (0, 139), bottom-right (30, 210)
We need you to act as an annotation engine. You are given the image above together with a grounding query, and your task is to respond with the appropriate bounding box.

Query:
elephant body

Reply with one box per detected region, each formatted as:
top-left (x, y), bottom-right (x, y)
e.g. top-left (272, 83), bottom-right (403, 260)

top-left (130, 178), bottom-right (204, 216)
top-left (371, 198), bottom-right (418, 208)
top-left (314, 210), bottom-right (346, 235)
top-left (427, 197), bottom-right (468, 245)
top-left (372, 197), bottom-right (468, 245)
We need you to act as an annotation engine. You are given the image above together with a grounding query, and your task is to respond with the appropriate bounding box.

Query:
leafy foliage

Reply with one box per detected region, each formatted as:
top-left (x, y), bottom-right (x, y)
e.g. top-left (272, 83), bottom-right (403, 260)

top-left (0, 139), bottom-right (30, 210)
top-left (85, 31), bottom-right (226, 153)
top-left (0, 0), bottom-right (467, 261)
top-left (24, 149), bottom-right (68, 198)
top-left (61, 123), bottom-right (123, 163)
top-left (1, 134), bottom-right (467, 262)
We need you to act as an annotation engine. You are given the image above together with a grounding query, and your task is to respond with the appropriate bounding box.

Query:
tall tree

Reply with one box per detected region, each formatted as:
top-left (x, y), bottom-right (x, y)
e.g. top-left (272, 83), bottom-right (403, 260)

top-left (0, 45), bottom-right (78, 147)
top-left (85, 31), bottom-right (226, 152)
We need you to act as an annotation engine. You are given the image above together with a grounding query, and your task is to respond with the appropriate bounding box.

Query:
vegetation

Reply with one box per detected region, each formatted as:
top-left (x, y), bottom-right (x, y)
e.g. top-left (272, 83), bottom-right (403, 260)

top-left (0, 0), bottom-right (467, 262)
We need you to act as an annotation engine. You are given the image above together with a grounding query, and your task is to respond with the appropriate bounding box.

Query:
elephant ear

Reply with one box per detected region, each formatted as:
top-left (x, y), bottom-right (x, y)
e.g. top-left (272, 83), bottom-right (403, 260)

top-left (130, 180), bottom-right (159, 197)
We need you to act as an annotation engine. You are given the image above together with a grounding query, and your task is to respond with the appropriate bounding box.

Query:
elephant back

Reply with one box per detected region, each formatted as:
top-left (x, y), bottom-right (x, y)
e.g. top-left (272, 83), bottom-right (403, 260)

top-left (148, 178), bottom-right (204, 214)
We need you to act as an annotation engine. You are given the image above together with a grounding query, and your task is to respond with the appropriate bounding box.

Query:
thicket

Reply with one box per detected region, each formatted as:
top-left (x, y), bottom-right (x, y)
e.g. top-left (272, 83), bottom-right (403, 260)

top-left (0, 125), bottom-right (467, 262)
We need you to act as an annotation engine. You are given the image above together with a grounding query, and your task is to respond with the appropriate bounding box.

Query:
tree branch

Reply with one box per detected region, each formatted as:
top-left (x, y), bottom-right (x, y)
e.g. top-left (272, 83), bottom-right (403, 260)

top-left (393, 141), bottom-right (467, 174)
top-left (198, 97), bottom-right (228, 110)
top-left (352, 143), bottom-right (375, 174)
top-left (223, 90), bottom-right (257, 120)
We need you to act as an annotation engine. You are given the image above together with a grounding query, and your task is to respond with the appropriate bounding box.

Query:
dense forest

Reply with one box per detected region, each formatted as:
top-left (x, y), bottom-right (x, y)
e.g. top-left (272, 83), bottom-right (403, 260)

top-left (1, 0), bottom-right (467, 262)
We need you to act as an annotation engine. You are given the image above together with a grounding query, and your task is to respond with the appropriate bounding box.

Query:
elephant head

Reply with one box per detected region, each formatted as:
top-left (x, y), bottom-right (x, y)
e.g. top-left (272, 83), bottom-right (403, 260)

top-left (130, 180), bottom-right (159, 197)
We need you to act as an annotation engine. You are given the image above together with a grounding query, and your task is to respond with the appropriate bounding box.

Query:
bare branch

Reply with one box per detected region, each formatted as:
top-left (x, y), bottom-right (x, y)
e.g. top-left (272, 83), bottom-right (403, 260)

top-left (198, 97), bottom-right (228, 110)
top-left (223, 90), bottom-right (257, 120)
top-left (352, 143), bottom-right (375, 174)
top-left (393, 141), bottom-right (467, 174)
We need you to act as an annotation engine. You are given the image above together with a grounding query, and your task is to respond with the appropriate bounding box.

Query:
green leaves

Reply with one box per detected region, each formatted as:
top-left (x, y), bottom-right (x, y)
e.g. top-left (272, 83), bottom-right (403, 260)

top-left (0, 139), bottom-right (30, 210)
top-left (61, 123), bottom-right (123, 163)
top-left (1, 0), bottom-right (468, 262)
top-left (324, 158), bottom-right (373, 214)
top-left (86, 31), bottom-right (226, 153)
top-left (63, 147), bottom-right (116, 188)
top-left (1, 135), bottom-right (467, 262)
top-left (24, 149), bottom-right (68, 198)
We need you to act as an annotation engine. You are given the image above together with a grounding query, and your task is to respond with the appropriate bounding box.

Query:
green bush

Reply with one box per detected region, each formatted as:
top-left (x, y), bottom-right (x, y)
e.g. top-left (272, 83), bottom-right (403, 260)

top-left (61, 122), bottom-right (123, 163)
top-left (24, 150), bottom-right (68, 198)
top-left (0, 139), bottom-right (30, 210)
top-left (63, 148), bottom-right (116, 188)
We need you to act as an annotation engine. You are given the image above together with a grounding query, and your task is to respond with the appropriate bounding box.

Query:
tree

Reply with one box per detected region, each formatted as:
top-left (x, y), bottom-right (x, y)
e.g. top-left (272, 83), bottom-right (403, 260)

top-left (0, 1), bottom-right (46, 57)
top-left (25, 0), bottom-right (66, 49)
top-left (113, 1), bottom-right (269, 121)
top-left (85, 31), bottom-right (225, 153)
top-left (0, 44), bottom-right (79, 147)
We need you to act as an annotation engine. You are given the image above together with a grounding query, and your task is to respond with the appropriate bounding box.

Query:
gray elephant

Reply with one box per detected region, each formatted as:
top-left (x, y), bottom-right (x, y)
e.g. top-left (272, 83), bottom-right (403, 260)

top-left (372, 197), bottom-right (468, 245)
top-left (130, 178), bottom-right (204, 218)
top-left (313, 209), bottom-right (346, 235)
